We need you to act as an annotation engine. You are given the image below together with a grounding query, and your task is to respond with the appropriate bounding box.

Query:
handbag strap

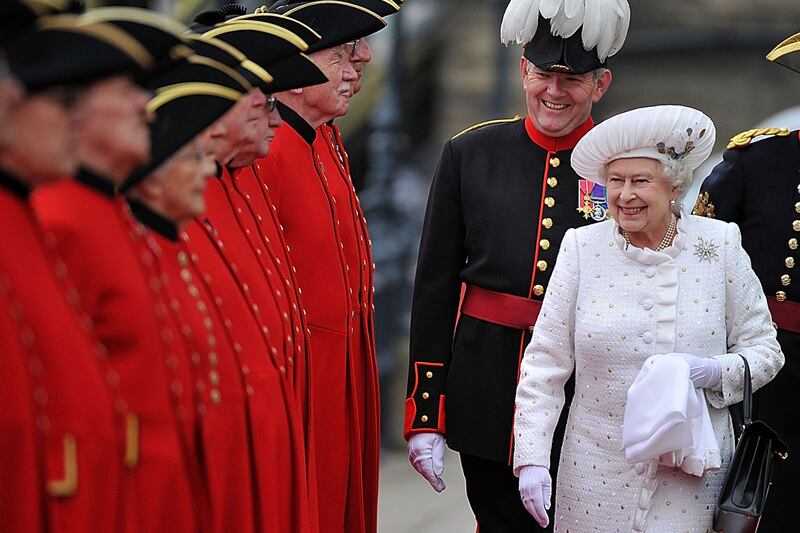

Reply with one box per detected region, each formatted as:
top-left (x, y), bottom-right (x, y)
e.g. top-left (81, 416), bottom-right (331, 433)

top-left (739, 354), bottom-right (753, 426)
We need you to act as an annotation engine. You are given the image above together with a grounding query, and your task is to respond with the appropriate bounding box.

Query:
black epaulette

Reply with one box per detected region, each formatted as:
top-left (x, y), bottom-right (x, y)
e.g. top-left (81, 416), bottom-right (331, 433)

top-left (727, 127), bottom-right (791, 150)
top-left (452, 115), bottom-right (522, 140)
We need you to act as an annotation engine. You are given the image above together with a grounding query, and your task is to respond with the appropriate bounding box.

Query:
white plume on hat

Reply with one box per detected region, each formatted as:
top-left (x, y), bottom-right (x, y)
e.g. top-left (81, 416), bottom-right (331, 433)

top-left (571, 105), bottom-right (716, 190)
top-left (500, 0), bottom-right (630, 62)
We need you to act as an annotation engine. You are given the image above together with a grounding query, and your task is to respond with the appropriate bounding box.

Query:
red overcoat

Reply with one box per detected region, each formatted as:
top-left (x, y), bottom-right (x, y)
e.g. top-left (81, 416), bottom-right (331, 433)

top-left (185, 165), bottom-right (318, 533)
top-left (0, 171), bottom-right (123, 532)
top-left (127, 199), bottom-right (257, 533)
top-left (247, 106), bottom-right (380, 533)
top-left (31, 172), bottom-right (207, 533)
top-left (0, 283), bottom-right (44, 532)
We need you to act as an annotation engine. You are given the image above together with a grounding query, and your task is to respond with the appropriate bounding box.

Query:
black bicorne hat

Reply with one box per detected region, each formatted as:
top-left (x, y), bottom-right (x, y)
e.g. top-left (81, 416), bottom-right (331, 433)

top-left (523, 16), bottom-right (604, 74)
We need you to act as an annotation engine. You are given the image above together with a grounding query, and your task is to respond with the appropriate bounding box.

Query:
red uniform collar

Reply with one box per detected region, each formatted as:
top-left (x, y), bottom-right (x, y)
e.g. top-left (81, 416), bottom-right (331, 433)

top-left (524, 115), bottom-right (594, 152)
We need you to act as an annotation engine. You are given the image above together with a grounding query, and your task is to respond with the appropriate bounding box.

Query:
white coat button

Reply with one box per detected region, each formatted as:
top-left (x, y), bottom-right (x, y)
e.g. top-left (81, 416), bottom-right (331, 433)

top-left (645, 267), bottom-right (656, 278)
top-left (642, 332), bottom-right (654, 344)
top-left (641, 299), bottom-right (654, 310)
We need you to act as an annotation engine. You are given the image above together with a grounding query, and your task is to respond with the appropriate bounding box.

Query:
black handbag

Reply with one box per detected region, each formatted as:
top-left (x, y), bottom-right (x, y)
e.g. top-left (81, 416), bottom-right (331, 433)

top-left (713, 355), bottom-right (789, 533)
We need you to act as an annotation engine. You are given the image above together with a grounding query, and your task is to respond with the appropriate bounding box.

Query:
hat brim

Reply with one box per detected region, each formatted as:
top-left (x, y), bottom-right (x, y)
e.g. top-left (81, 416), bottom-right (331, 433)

top-left (767, 32), bottom-right (800, 75)
top-left (261, 52), bottom-right (329, 93)
top-left (278, 1), bottom-right (386, 53)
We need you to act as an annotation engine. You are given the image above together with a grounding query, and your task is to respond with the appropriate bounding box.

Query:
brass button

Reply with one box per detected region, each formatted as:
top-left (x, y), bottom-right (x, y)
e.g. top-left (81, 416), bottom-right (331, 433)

top-left (797, 183), bottom-right (800, 194)
top-left (796, 202), bottom-right (800, 214)
top-left (422, 392), bottom-right (430, 400)
top-left (537, 260), bottom-right (548, 272)
top-left (787, 257), bottom-right (796, 269)
top-left (540, 239), bottom-right (551, 250)
top-left (426, 371), bottom-right (433, 379)
top-left (210, 390), bottom-right (221, 405)
top-left (547, 177), bottom-right (558, 188)
top-left (533, 285), bottom-right (544, 296)
top-left (542, 218), bottom-right (553, 229)
top-left (421, 415), bottom-right (429, 422)
top-left (549, 157), bottom-right (560, 168)
top-left (794, 220), bottom-right (800, 232)
top-left (781, 274), bottom-right (791, 286)
top-left (544, 197), bottom-right (555, 208)
top-left (776, 291), bottom-right (787, 302)
top-left (209, 370), bottom-right (220, 386)
top-left (790, 238), bottom-right (798, 250)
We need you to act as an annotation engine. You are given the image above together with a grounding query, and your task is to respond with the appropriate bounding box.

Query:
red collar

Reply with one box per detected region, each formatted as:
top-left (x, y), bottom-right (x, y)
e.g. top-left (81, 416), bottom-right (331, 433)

top-left (524, 115), bottom-right (594, 152)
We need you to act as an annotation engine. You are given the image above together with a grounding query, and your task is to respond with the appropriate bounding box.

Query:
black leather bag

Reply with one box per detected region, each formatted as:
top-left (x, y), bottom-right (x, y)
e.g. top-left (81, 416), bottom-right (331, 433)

top-left (713, 355), bottom-right (789, 533)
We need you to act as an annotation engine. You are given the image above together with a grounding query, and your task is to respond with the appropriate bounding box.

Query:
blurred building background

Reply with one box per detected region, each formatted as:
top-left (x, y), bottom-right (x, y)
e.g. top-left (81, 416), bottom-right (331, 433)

top-left (81, 0), bottom-right (800, 529)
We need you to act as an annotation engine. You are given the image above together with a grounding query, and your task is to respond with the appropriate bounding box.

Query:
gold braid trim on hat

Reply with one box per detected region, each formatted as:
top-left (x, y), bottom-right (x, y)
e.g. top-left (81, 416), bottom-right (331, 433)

top-left (767, 32), bottom-right (800, 62)
top-left (79, 7), bottom-right (188, 38)
top-left (148, 82), bottom-right (242, 112)
top-left (186, 55), bottom-right (255, 90)
top-left (284, 1), bottom-right (387, 26)
top-left (228, 13), bottom-right (322, 40)
top-left (204, 21), bottom-right (309, 52)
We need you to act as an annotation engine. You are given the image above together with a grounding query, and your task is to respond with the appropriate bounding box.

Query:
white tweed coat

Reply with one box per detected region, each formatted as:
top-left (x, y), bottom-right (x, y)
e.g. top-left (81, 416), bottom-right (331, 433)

top-left (513, 209), bottom-right (783, 533)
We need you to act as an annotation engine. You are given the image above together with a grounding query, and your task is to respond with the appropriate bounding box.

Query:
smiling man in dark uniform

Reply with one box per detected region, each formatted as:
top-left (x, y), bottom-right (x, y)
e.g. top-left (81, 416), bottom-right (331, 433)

top-left (403, 1), bottom-right (630, 531)
top-left (692, 32), bottom-right (800, 531)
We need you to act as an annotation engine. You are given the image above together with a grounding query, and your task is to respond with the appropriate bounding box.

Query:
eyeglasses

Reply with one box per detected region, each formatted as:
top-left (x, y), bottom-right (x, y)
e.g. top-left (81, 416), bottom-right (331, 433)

top-left (345, 39), bottom-right (361, 59)
top-left (266, 95), bottom-right (277, 113)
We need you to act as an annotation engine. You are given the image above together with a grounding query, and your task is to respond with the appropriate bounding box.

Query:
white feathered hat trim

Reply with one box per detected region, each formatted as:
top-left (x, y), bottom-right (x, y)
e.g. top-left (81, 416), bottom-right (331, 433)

top-left (501, 0), bottom-right (630, 62)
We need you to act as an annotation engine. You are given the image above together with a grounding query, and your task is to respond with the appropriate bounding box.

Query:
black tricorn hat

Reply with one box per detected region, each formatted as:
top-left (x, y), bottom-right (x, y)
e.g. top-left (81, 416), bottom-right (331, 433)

top-left (264, 0), bottom-right (399, 17)
top-left (0, 0), bottom-right (83, 46)
top-left (203, 21), bottom-right (327, 91)
top-left (145, 53), bottom-right (257, 93)
top-left (267, 0), bottom-right (386, 53)
top-left (767, 32), bottom-right (800, 75)
top-left (122, 80), bottom-right (244, 191)
top-left (79, 8), bottom-right (192, 83)
top-left (4, 15), bottom-right (156, 91)
top-left (523, 17), bottom-right (603, 75)
top-left (189, 3), bottom-right (248, 33)
top-left (181, 34), bottom-right (272, 89)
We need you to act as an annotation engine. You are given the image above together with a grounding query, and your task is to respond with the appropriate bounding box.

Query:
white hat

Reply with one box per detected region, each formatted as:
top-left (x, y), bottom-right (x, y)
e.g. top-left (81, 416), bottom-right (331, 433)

top-left (571, 105), bottom-right (716, 187)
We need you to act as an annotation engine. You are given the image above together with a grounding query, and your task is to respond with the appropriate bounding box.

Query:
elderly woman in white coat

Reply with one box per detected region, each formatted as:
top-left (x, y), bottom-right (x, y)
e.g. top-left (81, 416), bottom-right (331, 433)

top-left (513, 105), bottom-right (783, 532)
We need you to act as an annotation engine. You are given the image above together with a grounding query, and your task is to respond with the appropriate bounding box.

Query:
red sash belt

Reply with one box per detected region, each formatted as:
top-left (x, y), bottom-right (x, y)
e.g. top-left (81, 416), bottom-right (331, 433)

top-left (767, 295), bottom-right (800, 334)
top-left (461, 284), bottom-right (542, 331)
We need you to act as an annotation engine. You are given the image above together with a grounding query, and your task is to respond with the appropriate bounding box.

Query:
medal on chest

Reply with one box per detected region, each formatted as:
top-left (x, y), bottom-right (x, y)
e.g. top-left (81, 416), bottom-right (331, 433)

top-left (577, 179), bottom-right (609, 221)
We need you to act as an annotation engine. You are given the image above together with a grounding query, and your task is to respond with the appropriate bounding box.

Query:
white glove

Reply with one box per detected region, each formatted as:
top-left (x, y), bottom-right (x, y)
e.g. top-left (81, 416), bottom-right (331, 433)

top-left (673, 353), bottom-right (722, 390)
top-left (518, 465), bottom-right (551, 528)
top-left (407, 432), bottom-right (446, 492)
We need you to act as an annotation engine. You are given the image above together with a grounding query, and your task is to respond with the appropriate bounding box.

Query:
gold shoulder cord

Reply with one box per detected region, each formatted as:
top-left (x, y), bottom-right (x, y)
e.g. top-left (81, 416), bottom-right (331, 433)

top-left (727, 128), bottom-right (791, 150)
top-left (452, 115), bottom-right (522, 140)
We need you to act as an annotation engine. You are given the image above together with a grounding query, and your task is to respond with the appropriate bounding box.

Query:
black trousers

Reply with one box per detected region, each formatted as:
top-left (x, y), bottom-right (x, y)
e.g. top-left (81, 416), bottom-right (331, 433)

top-left (460, 453), bottom-right (553, 533)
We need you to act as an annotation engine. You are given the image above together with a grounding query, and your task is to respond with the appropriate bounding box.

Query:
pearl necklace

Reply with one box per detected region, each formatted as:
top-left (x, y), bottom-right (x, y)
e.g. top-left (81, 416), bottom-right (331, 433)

top-left (623, 213), bottom-right (678, 252)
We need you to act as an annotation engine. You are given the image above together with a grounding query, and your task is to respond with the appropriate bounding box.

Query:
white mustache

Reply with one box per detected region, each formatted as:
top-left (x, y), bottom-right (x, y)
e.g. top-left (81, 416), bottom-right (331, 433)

top-left (338, 83), bottom-right (352, 95)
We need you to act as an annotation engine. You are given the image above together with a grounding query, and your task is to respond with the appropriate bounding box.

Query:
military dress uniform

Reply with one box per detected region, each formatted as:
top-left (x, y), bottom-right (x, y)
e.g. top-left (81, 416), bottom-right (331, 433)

top-left (31, 169), bottom-right (208, 533)
top-left (248, 101), bottom-right (381, 533)
top-left (405, 115), bottom-right (603, 529)
top-left (0, 170), bottom-right (124, 532)
top-left (694, 129), bottom-right (800, 530)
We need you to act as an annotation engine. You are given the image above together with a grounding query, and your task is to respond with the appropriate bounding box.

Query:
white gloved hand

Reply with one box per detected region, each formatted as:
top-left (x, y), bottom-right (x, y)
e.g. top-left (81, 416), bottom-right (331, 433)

top-left (407, 433), bottom-right (446, 492)
top-left (673, 353), bottom-right (722, 390)
top-left (518, 465), bottom-right (552, 528)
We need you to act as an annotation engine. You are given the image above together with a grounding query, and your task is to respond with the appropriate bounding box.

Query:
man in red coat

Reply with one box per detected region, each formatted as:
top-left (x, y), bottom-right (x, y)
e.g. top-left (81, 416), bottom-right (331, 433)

top-left (242, 2), bottom-right (389, 531)
top-left (0, 14), bottom-right (164, 532)
top-left (31, 9), bottom-right (213, 532)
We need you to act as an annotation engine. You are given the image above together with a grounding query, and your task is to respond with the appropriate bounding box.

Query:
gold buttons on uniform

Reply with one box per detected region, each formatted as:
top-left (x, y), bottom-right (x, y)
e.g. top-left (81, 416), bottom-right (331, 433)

top-left (781, 274), bottom-right (791, 286)
top-left (533, 285), bottom-right (544, 296)
top-left (549, 157), bottom-right (560, 168)
top-left (540, 239), bottom-right (550, 250)
top-left (422, 392), bottom-right (430, 399)
top-left (790, 238), bottom-right (798, 250)
top-left (542, 218), bottom-right (553, 229)
top-left (426, 371), bottom-right (433, 379)
top-left (776, 291), bottom-right (787, 302)
top-left (794, 220), bottom-right (800, 232)
top-left (537, 260), bottom-right (548, 272)
top-left (787, 257), bottom-right (796, 268)
top-left (547, 177), bottom-right (558, 188)
top-left (421, 415), bottom-right (429, 422)
top-left (544, 197), bottom-right (555, 208)
top-left (796, 202), bottom-right (800, 214)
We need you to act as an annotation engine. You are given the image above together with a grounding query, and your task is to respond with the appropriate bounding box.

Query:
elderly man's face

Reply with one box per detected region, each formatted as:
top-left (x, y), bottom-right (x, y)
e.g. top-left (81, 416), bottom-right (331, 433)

top-left (350, 38), bottom-right (372, 95)
top-left (230, 90), bottom-right (282, 168)
top-left (0, 88), bottom-right (82, 185)
top-left (521, 61), bottom-right (611, 138)
top-left (75, 75), bottom-right (152, 175)
top-left (605, 157), bottom-right (678, 244)
top-left (303, 45), bottom-right (358, 122)
top-left (155, 139), bottom-right (216, 226)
